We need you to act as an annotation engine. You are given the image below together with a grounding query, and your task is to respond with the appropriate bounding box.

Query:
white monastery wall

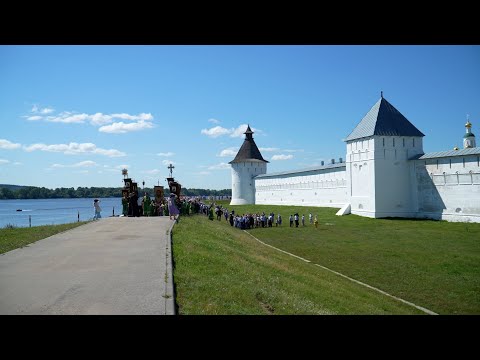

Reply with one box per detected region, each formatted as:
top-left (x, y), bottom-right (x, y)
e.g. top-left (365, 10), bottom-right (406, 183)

top-left (255, 167), bottom-right (348, 208)
top-left (415, 155), bottom-right (480, 223)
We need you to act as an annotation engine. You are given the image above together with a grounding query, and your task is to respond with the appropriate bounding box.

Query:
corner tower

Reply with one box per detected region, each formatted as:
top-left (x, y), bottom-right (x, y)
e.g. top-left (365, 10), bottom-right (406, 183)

top-left (229, 125), bottom-right (268, 205)
top-left (344, 93), bottom-right (425, 218)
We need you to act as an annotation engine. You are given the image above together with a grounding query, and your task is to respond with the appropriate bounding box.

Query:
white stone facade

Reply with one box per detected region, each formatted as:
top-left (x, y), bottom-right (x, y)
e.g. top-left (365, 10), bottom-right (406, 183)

top-left (415, 155), bottom-right (480, 222)
top-left (231, 99), bottom-right (480, 223)
top-left (255, 165), bottom-right (348, 208)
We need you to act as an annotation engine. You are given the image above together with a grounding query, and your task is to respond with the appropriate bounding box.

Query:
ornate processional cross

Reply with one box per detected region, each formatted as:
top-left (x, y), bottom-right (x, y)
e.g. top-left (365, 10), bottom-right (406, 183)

top-left (168, 163), bottom-right (175, 177)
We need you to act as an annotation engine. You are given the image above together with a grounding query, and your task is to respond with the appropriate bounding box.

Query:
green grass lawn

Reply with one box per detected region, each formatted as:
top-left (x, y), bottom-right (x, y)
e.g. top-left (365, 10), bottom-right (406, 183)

top-left (0, 222), bottom-right (89, 254)
top-left (173, 203), bottom-right (480, 314)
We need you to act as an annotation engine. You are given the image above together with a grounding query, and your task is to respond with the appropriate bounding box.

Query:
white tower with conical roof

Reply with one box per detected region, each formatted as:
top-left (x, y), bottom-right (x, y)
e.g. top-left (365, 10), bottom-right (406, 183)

top-left (463, 118), bottom-right (476, 148)
top-left (230, 125), bottom-right (268, 205)
top-left (345, 93), bottom-right (425, 218)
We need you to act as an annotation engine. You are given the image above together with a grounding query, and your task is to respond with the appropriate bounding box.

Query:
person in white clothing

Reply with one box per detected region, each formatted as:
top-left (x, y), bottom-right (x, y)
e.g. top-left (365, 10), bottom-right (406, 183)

top-left (93, 199), bottom-right (102, 220)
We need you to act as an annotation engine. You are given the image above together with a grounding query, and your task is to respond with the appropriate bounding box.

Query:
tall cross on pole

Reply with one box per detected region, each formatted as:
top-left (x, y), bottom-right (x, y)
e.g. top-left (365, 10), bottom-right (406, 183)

top-left (168, 163), bottom-right (175, 177)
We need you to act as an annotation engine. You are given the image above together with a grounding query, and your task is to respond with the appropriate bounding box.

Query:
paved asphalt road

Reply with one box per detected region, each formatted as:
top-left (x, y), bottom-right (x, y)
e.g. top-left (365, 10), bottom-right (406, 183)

top-left (0, 217), bottom-right (176, 315)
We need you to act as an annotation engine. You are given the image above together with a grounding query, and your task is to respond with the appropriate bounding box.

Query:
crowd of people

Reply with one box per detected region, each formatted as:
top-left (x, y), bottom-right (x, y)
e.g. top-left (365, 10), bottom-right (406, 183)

top-left (119, 191), bottom-right (221, 221)
top-left (116, 193), bottom-right (321, 230)
top-left (201, 204), bottom-right (320, 230)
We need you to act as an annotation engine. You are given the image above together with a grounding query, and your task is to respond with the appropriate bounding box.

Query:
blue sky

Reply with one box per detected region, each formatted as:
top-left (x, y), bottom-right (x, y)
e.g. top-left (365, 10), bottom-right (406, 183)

top-left (1, 45), bottom-right (479, 190)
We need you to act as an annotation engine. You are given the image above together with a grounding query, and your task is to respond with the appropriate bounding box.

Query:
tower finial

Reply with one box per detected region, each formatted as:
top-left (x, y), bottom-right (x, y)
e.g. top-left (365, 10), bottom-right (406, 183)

top-left (381, 91), bottom-right (383, 98)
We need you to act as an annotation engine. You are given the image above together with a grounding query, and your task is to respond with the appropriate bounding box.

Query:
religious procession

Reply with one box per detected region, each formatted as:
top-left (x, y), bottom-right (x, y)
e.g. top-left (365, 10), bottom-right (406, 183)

top-left (206, 203), bottom-right (320, 230)
top-left (120, 165), bottom-right (201, 220)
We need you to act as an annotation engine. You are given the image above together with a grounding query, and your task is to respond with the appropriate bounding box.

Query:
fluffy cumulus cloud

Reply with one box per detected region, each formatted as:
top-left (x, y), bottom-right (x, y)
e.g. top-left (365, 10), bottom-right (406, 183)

top-left (24, 105), bottom-right (154, 134)
top-left (157, 152), bottom-right (175, 157)
top-left (0, 139), bottom-right (22, 150)
top-left (26, 115), bottom-right (43, 121)
top-left (208, 162), bottom-right (230, 170)
top-left (218, 147), bottom-right (239, 157)
top-left (99, 120), bottom-right (154, 134)
top-left (229, 124), bottom-right (251, 138)
top-left (162, 160), bottom-right (175, 166)
top-left (51, 160), bottom-right (98, 168)
top-left (271, 154), bottom-right (294, 161)
top-left (23, 142), bottom-right (126, 157)
top-left (31, 105), bottom-right (55, 114)
top-left (201, 124), bottom-right (261, 138)
top-left (201, 126), bottom-right (231, 138)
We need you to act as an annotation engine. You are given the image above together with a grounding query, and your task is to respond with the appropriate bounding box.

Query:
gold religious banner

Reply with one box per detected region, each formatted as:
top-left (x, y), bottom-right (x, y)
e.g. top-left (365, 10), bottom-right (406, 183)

top-left (154, 186), bottom-right (164, 203)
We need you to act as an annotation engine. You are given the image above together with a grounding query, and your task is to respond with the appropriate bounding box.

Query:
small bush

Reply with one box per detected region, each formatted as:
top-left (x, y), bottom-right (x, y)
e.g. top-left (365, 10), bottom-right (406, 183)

top-left (4, 223), bottom-right (17, 229)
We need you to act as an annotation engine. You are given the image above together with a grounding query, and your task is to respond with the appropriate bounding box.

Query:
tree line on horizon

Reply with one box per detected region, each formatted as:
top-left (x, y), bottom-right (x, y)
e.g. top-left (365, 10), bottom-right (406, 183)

top-left (0, 185), bottom-right (231, 200)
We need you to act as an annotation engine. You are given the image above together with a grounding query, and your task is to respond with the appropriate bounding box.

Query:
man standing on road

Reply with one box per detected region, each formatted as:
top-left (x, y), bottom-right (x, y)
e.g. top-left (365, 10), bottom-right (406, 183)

top-left (93, 199), bottom-right (102, 220)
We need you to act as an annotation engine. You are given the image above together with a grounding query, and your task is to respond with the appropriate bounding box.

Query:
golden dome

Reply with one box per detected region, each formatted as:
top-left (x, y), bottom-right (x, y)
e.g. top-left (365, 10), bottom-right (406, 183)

top-left (465, 121), bottom-right (472, 128)
top-left (453, 146), bottom-right (459, 150)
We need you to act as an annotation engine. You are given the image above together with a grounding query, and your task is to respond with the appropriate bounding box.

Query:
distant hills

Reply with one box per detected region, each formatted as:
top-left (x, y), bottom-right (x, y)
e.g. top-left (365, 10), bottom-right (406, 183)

top-left (0, 184), bottom-right (27, 191)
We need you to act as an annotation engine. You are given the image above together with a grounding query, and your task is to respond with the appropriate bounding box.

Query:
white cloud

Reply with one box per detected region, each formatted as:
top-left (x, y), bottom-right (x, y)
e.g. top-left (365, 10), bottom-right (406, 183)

top-left (89, 112), bottom-right (153, 126)
top-left (25, 106), bottom-right (155, 134)
top-left (0, 139), bottom-right (22, 150)
top-left (201, 126), bottom-right (231, 138)
top-left (259, 147), bottom-right (280, 152)
top-left (194, 171), bottom-right (211, 175)
top-left (157, 152), bottom-right (175, 157)
top-left (208, 118), bottom-right (220, 124)
top-left (201, 124), bottom-right (261, 138)
top-left (208, 162), bottom-right (230, 170)
top-left (26, 115), bottom-right (43, 121)
top-left (46, 112), bottom-right (89, 123)
top-left (229, 124), bottom-right (249, 138)
top-left (50, 160), bottom-right (98, 169)
top-left (0, 159), bottom-right (10, 164)
top-left (271, 154), bottom-right (294, 161)
top-left (72, 160), bottom-right (97, 167)
top-left (13, 162), bottom-right (22, 166)
top-left (89, 113), bottom-right (113, 126)
top-left (24, 142), bottom-right (126, 157)
top-left (74, 170), bottom-right (89, 174)
top-left (218, 147), bottom-right (239, 157)
top-left (283, 149), bottom-right (304, 153)
top-left (40, 107), bottom-right (55, 114)
top-left (162, 160), bottom-right (176, 166)
top-left (31, 105), bottom-right (54, 114)
top-left (99, 120), bottom-right (154, 134)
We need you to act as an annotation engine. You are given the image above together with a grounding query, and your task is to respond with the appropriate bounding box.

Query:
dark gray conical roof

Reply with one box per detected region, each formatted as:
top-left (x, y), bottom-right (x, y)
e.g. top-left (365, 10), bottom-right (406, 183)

top-left (345, 96), bottom-right (425, 141)
top-left (229, 125), bottom-right (269, 164)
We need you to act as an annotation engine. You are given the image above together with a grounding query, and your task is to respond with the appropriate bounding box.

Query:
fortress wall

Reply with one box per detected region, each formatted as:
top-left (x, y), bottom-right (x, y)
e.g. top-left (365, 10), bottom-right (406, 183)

top-left (415, 155), bottom-right (480, 223)
top-left (255, 167), bottom-right (348, 208)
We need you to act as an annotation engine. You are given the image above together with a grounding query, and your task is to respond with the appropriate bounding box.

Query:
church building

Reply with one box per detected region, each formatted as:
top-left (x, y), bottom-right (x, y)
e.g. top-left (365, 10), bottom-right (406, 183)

top-left (230, 94), bottom-right (480, 223)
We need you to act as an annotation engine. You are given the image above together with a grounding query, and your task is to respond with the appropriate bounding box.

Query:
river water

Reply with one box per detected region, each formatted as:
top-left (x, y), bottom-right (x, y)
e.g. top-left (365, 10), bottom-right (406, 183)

top-left (0, 198), bottom-right (123, 228)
